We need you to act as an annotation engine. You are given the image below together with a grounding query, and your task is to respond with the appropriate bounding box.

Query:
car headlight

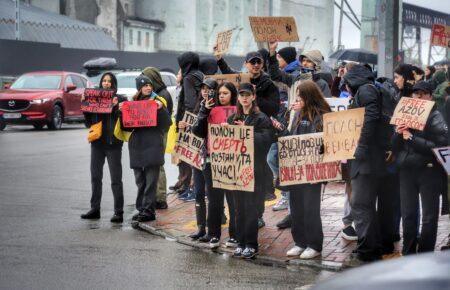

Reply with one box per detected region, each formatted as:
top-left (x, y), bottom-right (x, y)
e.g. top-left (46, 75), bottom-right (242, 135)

top-left (30, 98), bottom-right (51, 104)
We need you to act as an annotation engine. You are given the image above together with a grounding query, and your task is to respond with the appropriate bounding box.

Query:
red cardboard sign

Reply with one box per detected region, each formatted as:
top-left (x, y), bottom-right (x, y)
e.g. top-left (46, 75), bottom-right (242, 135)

top-left (122, 100), bottom-right (158, 128)
top-left (81, 88), bottom-right (114, 113)
top-left (208, 106), bottom-right (236, 124)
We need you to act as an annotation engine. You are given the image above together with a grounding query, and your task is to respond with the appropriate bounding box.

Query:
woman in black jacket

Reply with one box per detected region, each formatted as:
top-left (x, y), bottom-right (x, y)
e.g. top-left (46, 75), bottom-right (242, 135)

top-left (190, 81), bottom-right (238, 249)
top-left (227, 83), bottom-right (274, 259)
top-left (119, 75), bottom-right (172, 222)
top-left (81, 72), bottom-right (126, 223)
top-left (392, 81), bottom-right (448, 255)
top-left (272, 80), bottom-right (331, 259)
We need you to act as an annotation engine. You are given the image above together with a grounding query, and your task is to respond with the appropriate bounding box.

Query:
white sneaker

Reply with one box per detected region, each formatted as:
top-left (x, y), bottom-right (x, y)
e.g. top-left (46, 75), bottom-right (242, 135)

top-left (286, 246), bottom-right (305, 256)
top-left (299, 247), bottom-right (321, 259)
top-left (273, 197), bottom-right (289, 211)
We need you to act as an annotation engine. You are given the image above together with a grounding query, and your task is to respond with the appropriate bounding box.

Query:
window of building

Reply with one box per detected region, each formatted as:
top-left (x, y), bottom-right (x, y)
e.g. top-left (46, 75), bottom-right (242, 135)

top-left (145, 32), bottom-right (150, 48)
top-left (129, 29), bottom-right (133, 45)
top-left (137, 31), bottom-right (141, 46)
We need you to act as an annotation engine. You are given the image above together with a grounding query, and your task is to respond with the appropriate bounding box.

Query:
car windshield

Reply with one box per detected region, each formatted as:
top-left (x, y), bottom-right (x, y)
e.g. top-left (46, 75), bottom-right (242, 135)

top-left (116, 75), bottom-right (138, 89)
top-left (10, 75), bottom-right (62, 90)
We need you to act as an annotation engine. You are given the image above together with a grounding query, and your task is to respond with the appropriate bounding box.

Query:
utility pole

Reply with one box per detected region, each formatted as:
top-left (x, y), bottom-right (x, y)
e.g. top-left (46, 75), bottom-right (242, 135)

top-left (377, 0), bottom-right (399, 78)
top-left (15, 0), bottom-right (20, 40)
top-left (337, 0), bottom-right (344, 50)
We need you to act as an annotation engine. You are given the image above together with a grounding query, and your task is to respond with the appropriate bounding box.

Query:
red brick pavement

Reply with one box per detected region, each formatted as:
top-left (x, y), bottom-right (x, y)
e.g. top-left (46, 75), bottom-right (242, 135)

top-left (139, 182), bottom-right (450, 269)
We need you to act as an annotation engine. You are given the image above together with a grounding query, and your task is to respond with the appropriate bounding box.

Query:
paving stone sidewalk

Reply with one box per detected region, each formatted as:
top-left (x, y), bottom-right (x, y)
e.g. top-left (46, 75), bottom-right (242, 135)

top-left (137, 182), bottom-right (450, 270)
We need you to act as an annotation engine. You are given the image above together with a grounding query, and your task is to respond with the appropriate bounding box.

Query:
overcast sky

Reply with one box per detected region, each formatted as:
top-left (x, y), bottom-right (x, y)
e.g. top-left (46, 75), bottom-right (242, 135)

top-left (333, 0), bottom-right (450, 49)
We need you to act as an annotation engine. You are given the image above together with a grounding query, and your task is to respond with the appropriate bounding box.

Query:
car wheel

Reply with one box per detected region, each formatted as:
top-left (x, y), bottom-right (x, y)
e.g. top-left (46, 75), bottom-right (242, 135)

top-left (47, 105), bottom-right (63, 130)
top-left (33, 123), bottom-right (44, 130)
top-left (0, 120), bottom-right (5, 131)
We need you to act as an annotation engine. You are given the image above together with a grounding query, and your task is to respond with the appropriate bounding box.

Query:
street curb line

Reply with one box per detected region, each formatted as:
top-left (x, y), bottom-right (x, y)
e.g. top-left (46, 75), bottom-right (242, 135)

top-left (137, 222), bottom-right (343, 272)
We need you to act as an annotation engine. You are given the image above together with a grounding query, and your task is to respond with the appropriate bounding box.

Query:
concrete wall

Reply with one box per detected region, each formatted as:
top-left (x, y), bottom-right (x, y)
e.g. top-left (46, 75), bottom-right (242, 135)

top-left (95, 0), bottom-right (118, 40)
top-left (27, 0), bottom-right (60, 13)
top-left (123, 26), bottom-right (157, 52)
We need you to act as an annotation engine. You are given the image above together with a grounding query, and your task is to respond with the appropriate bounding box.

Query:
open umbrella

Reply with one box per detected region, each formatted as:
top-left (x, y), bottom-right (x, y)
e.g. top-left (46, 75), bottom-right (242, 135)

top-left (329, 48), bottom-right (378, 64)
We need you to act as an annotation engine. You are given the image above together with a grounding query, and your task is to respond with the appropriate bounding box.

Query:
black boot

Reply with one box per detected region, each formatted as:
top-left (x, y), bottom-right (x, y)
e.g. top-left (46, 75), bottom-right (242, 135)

top-left (81, 209), bottom-right (100, 220)
top-left (110, 213), bottom-right (123, 223)
top-left (189, 202), bottom-right (206, 240)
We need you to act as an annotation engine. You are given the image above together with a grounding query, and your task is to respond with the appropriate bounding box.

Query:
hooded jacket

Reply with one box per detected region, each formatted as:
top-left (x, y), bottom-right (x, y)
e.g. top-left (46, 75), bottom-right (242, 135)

top-left (84, 72), bottom-right (126, 149)
top-left (343, 64), bottom-right (384, 178)
top-left (217, 58), bottom-right (280, 118)
top-left (432, 70), bottom-right (448, 112)
top-left (142, 67), bottom-right (173, 115)
top-left (176, 52), bottom-right (204, 122)
top-left (199, 58), bottom-right (219, 75)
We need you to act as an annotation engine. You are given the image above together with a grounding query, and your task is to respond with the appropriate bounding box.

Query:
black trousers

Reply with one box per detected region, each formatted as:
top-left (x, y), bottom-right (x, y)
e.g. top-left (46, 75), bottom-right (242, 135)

top-left (134, 166), bottom-right (160, 216)
top-left (203, 163), bottom-right (236, 239)
top-left (177, 161), bottom-right (192, 189)
top-left (234, 190), bottom-right (260, 250)
top-left (90, 145), bottom-right (123, 214)
top-left (290, 184), bottom-right (323, 252)
top-left (399, 167), bottom-right (442, 255)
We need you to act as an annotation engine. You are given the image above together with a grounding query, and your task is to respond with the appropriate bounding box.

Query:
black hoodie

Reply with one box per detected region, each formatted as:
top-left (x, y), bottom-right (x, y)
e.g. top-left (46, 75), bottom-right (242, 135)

top-left (176, 52), bottom-right (204, 123)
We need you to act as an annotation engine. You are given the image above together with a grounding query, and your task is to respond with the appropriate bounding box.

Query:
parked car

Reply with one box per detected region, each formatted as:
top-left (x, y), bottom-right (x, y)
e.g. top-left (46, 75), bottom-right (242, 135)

top-left (116, 71), bottom-right (178, 111)
top-left (0, 71), bottom-right (91, 131)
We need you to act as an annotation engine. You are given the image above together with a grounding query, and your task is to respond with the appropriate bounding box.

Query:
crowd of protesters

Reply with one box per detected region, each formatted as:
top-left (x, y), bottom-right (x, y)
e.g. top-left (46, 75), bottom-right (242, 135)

top-left (80, 40), bottom-right (450, 263)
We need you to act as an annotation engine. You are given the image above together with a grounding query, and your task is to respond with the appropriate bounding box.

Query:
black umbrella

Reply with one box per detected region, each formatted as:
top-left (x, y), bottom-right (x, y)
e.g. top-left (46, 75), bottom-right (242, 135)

top-left (329, 48), bottom-right (378, 64)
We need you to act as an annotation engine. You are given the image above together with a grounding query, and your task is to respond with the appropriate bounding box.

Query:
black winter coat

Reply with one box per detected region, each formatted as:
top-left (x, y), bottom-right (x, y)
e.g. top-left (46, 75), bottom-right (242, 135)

top-left (84, 94), bottom-right (127, 149)
top-left (155, 87), bottom-right (173, 115)
top-left (392, 108), bottom-right (448, 169)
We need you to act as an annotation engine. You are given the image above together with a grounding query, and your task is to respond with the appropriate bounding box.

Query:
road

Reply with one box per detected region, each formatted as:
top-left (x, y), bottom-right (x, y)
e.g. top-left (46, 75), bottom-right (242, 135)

top-left (0, 124), bottom-right (330, 289)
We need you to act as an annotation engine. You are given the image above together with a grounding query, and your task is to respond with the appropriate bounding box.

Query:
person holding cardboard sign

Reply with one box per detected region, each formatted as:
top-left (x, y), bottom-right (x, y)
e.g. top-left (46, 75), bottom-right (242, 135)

top-left (119, 75), bottom-right (172, 223)
top-left (81, 72), bottom-right (127, 223)
top-left (392, 81), bottom-right (448, 255)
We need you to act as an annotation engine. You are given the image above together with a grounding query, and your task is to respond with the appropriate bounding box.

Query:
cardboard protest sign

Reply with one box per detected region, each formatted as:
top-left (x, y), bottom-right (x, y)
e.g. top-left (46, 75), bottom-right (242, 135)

top-left (249, 16), bottom-right (299, 42)
top-left (121, 100), bottom-right (158, 128)
top-left (215, 29), bottom-right (233, 55)
top-left (326, 97), bottom-right (350, 112)
top-left (278, 133), bottom-right (341, 185)
top-left (323, 108), bottom-right (365, 162)
top-left (208, 106), bottom-right (236, 124)
top-left (205, 73), bottom-right (251, 88)
top-left (390, 97), bottom-right (435, 131)
top-left (433, 146), bottom-right (450, 175)
top-left (173, 112), bottom-right (204, 170)
top-left (431, 23), bottom-right (450, 49)
top-left (209, 124), bottom-right (254, 192)
top-left (81, 88), bottom-right (114, 113)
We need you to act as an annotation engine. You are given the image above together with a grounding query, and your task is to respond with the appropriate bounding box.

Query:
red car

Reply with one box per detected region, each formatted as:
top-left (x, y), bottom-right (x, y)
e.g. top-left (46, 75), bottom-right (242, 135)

top-left (0, 71), bottom-right (91, 130)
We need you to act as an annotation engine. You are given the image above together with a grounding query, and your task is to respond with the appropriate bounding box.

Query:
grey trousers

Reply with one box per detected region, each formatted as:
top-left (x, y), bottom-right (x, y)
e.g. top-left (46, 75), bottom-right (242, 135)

top-left (134, 166), bottom-right (160, 216)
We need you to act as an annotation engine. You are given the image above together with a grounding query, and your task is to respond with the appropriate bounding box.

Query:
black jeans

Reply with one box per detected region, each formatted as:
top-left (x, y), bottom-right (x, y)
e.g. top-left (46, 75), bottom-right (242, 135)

top-left (134, 166), bottom-right (160, 217)
top-left (399, 167), bottom-right (442, 255)
top-left (193, 167), bottom-right (205, 198)
top-left (234, 190), bottom-right (259, 250)
top-left (290, 184), bottom-right (323, 252)
top-left (203, 163), bottom-right (236, 239)
top-left (90, 145), bottom-right (123, 214)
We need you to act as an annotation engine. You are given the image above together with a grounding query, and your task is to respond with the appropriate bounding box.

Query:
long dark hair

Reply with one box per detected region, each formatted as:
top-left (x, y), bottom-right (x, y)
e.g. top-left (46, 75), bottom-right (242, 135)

top-left (295, 80), bottom-right (331, 128)
top-left (99, 72), bottom-right (117, 93)
top-left (234, 86), bottom-right (260, 122)
top-left (216, 82), bottom-right (237, 106)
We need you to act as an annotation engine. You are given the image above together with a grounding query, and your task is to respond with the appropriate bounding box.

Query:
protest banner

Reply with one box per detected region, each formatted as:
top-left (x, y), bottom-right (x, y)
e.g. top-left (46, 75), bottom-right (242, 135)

top-left (249, 16), bottom-right (299, 42)
top-left (173, 112), bottom-right (204, 170)
top-left (432, 146), bottom-right (450, 175)
top-left (390, 97), bottom-right (435, 131)
top-left (81, 88), bottom-right (114, 113)
top-left (121, 100), bottom-right (158, 128)
top-left (209, 124), bottom-right (254, 192)
top-left (323, 107), bottom-right (365, 162)
top-left (278, 133), bottom-right (341, 186)
top-left (431, 23), bottom-right (450, 49)
top-left (208, 106), bottom-right (236, 124)
top-left (215, 29), bottom-right (233, 55)
top-left (205, 73), bottom-right (251, 88)
top-left (326, 97), bottom-right (350, 112)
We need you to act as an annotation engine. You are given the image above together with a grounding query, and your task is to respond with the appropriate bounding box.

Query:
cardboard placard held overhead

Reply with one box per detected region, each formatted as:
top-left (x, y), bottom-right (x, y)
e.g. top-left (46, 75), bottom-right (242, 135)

top-left (249, 16), bottom-right (299, 42)
top-left (215, 29), bottom-right (233, 55)
top-left (278, 133), bottom-right (342, 186)
top-left (209, 124), bottom-right (254, 192)
top-left (205, 73), bottom-right (251, 88)
top-left (390, 97), bottom-right (435, 131)
top-left (431, 23), bottom-right (450, 49)
top-left (173, 112), bottom-right (204, 170)
top-left (323, 107), bottom-right (365, 162)
top-left (121, 100), bottom-right (158, 128)
top-left (81, 88), bottom-right (114, 113)
top-left (326, 97), bottom-right (350, 112)
top-left (432, 146), bottom-right (450, 175)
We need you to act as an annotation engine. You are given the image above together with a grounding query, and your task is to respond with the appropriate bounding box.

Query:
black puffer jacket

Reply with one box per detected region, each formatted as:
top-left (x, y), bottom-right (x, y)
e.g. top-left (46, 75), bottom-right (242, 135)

top-left (343, 64), bottom-right (384, 178)
top-left (392, 108), bottom-right (448, 169)
top-left (155, 87), bottom-right (173, 115)
top-left (217, 58), bottom-right (280, 118)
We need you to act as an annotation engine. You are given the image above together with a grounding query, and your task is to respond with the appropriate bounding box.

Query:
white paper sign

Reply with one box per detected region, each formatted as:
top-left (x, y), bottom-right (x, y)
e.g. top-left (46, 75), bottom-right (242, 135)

top-left (432, 146), bottom-right (450, 175)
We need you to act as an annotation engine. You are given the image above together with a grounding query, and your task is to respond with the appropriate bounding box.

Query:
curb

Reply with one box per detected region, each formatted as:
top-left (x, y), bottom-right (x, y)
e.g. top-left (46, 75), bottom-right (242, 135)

top-left (137, 221), bottom-right (343, 272)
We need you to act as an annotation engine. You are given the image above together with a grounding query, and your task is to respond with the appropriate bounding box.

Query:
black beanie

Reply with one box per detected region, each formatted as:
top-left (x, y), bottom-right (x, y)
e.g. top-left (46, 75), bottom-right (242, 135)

top-left (394, 64), bottom-right (415, 81)
top-left (135, 75), bottom-right (153, 91)
top-left (277, 47), bottom-right (297, 64)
